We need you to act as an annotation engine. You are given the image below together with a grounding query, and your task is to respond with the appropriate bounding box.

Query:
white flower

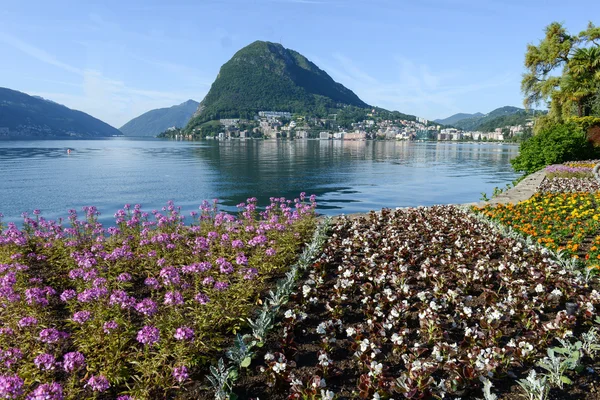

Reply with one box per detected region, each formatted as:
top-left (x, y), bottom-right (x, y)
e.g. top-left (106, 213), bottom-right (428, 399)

top-left (316, 323), bottom-right (327, 335)
top-left (346, 327), bottom-right (356, 337)
top-left (551, 288), bottom-right (562, 297)
top-left (463, 306), bottom-right (472, 317)
top-left (535, 283), bottom-right (544, 293)
top-left (273, 362), bottom-right (286, 373)
top-left (302, 285), bottom-right (311, 297)
top-left (321, 390), bottom-right (335, 400)
top-left (369, 361), bottom-right (383, 377)
top-left (284, 309), bottom-right (295, 319)
top-left (264, 353), bottom-right (275, 361)
top-left (391, 333), bottom-right (403, 345)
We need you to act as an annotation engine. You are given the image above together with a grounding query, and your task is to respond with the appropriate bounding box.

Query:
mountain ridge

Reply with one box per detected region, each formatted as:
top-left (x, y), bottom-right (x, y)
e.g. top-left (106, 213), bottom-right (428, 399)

top-left (0, 87), bottom-right (121, 138)
top-left (186, 40), bottom-right (369, 132)
top-left (120, 99), bottom-right (199, 137)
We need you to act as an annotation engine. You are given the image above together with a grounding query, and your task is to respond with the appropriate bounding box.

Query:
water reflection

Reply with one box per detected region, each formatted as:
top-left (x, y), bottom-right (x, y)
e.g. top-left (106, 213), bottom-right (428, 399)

top-left (0, 138), bottom-right (519, 225)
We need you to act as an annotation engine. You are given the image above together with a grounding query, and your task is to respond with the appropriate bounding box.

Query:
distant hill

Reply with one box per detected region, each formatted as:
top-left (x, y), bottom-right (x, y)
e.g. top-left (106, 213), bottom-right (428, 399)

top-left (448, 106), bottom-right (542, 132)
top-left (0, 87), bottom-right (120, 138)
top-left (186, 40), bottom-right (369, 132)
top-left (434, 112), bottom-right (484, 126)
top-left (120, 100), bottom-right (199, 137)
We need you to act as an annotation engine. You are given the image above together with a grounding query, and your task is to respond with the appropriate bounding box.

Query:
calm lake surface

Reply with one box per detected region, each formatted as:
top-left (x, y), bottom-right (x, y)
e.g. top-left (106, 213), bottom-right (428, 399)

top-left (0, 138), bottom-right (520, 226)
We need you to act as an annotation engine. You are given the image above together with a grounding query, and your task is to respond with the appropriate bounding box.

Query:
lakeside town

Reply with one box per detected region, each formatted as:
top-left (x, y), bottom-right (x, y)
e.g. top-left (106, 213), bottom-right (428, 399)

top-left (167, 109), bottom-right (534, 142)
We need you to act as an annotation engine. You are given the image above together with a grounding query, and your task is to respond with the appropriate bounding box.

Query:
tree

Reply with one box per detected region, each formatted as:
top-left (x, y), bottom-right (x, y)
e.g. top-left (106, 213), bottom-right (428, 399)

top-left (522, 22), bottom-right (600, 119)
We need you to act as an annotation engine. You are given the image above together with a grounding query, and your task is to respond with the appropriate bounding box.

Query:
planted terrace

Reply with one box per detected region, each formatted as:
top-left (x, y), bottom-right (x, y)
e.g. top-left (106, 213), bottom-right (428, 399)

top-left (233, 206), bottom-right (600, 399)
top-left (0, 195), bottom-right (316, 399)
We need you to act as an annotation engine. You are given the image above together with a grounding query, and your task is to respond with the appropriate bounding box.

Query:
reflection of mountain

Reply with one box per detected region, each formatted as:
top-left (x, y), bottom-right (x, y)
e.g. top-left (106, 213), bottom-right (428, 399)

top-left (188, 140), bottom-right (518, 213)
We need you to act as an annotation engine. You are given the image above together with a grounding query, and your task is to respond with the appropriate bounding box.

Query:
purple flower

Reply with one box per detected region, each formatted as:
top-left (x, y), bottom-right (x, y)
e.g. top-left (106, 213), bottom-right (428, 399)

top-left (33, 353), bottom-right (56, 371)
top-left (116, 396), bottom-right (133, 400)
top-left (174, 326), bottom-right (194, 341)
top-left (236, 253), bottom-right (248, 266)
top-left (72, 311), bottom-right (92, 324)
top-left (39, 328), bottom-right (63, 344)
top-left (231, 239), bottom-right (244, 248)
top-left (25, 288), bottom-right (49, 307)
top-left (202, 276), bottom-right (215, 286)
top-left (117, 273), bottom-right (132, 282)
top-left (0, 328), bottom-right (14, 336)
top-left (243, 268), bottom-right (258, 280)
top-left (103, 321), bottom-right (119, 334)
top-left (135, 298), bottom-right (158, 317)
top-left (18, 316), bottom-right (38, 328)
top-left (59, 289), bottom-right (76, 302)
top-left (86, 375), bottom-right (110, 392)
top-left (172, 365), bottom-right (189, 383)
top-left (109, 290), bottom-right (135, 309)
top-left (0, 374), bottom-right (24, 399)
top-left (0, 348), bottom-right (22, 368)
top-left (219, 261), bottom-right (234, 274)
top-left (266, 248), bottom-right (276, 256)
top-left (164, 291), bottom-right (184, 306)
top-left (159, 266), bottom-right (180, 286)
top-left (194, 293), bottom-right (210, 304)
top-left (62, 352), bottom-right (85, 373)
top-left (27, 382), bottom-right (63, 400)
top-left (214, 281), bottom-right (229, 291)
top-left (144, 277), bottom-right (160, 289)
top-left (136, 325), bottom-right (160, 346)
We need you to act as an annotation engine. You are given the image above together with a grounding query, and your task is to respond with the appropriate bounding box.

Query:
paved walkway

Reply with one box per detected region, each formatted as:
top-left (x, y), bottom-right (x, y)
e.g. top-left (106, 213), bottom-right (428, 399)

top-left (322, 171), bottom-right (547, 222)
top-left (466, 169), bottom-right (546, 208)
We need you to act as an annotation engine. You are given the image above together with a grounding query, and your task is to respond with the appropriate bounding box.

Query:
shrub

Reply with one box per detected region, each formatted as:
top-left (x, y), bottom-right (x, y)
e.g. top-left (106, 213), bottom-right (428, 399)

top-left (511, 122), bottom-right (599, 174)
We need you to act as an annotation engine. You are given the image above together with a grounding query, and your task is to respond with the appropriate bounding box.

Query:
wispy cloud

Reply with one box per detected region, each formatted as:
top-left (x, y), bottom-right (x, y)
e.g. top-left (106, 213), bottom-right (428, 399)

top-left (0, 32), bottom-right (82, 75)
top-left (317, 52), bottom-right (517, 119)
top-left (0, 32), bottom-right (206, 127)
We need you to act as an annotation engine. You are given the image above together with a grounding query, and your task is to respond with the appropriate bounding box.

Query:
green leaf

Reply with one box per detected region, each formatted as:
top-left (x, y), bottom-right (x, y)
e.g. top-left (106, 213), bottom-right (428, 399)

top-left (240, 357), bottom-right (252, 368)
top-left (560, 375), bottom-right (573, 385)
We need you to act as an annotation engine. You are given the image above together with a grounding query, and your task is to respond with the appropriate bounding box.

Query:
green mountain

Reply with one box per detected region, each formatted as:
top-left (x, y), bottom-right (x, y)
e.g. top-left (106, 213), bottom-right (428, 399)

top-left (120, 99), bottom-right (199, 137)
top-left (434, 112), bottom-right (484, 126)
top-left (451, 106), bottom-right (541, 131)
top-left (186, 41), bottom-right (369, 131)
top-left (0, 87), bottom-right (120, 138)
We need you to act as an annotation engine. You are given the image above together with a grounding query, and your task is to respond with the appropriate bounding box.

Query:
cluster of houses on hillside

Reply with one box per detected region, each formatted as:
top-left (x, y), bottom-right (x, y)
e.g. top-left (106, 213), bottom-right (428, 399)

top-left (436, 121), bottom-right (534, 141)
top-left (181, 110), bottom-right (535, 141)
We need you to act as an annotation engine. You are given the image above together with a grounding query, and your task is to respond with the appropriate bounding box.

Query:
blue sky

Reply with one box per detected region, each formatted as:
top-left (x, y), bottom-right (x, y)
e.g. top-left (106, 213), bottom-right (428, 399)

top-left (1, 0), bottom-right (598, 127)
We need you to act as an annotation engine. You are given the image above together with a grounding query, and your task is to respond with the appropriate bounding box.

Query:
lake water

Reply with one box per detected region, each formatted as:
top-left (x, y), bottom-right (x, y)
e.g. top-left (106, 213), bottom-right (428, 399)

top-left (0, 138), bottom-right (520, 226)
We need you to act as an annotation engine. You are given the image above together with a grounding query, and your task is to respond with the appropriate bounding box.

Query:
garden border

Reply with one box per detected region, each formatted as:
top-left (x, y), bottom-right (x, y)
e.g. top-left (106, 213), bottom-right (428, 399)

top-left (206, 217), bottom-right (332, 400)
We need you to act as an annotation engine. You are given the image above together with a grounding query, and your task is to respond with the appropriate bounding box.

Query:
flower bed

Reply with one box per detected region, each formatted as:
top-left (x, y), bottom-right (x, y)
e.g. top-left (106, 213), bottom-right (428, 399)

top-left (0, 195), bottom-right (316, 399)
top-left (544, 164), bottom-right (594, 180)
top-left (538, 177), bottom-right (600, 193)
top-left (475, 192), bottom-right (600, 266)
top-left (233, 207), bottom-right (600, 399)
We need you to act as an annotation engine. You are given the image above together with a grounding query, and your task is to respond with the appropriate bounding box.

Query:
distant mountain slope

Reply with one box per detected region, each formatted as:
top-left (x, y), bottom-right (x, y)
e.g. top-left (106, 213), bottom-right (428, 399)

top-left (186, 40), bottom-right (369, 131)
top-left (120, 100), bottom-right (199, 137)
top-left (0, 87), bottom-right (120, 138)
top-left (434, 112), bottom-right (483, 126)
top-left (452, 106), bottom-right (541, 131)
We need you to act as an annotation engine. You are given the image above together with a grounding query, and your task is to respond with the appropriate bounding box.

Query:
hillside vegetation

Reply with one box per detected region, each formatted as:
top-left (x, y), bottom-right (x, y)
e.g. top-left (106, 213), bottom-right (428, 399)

top-left (0, 87), bottom-right (120, 138)
top-left (185, 41), bottom-right (369, 132)
top-left (120, 100), bottom-right (199, 137)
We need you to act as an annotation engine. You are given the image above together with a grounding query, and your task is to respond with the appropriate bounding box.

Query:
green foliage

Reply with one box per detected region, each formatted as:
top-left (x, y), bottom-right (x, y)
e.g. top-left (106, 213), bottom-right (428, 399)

top-left (522, 22), bottom-right (600, 119)
top-left (568, 116), bottom-right (600, 131)
top-left (335, 106), bottom-right (416, 129)
top-left (511, 121), bottom-right (599, 173)
top-left (185, 41), bottom-right (369, 132)
top-left (451, 106), bottom-right (542, 131)
top-left (120, 100), bottom-right (199, 137)
top-left (0, 87), bottom-right (120, 138)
